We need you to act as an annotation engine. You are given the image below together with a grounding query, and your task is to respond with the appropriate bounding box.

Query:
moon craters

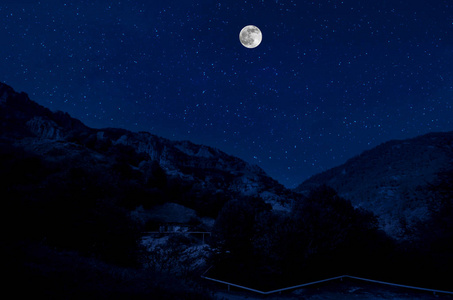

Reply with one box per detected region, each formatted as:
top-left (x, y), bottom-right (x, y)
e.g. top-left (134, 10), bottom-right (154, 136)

top-left (239, 25), bottom-right (262, 49)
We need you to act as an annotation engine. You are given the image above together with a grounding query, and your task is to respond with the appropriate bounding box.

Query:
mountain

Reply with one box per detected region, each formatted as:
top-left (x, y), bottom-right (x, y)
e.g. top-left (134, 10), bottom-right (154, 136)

top-left (0, 81), bottom-right (300, 297)
top-left (295, 131), bottom-right (453, 239)
top-left (4, 79), bottom-right (452, 240)
top-left (3, 82), bottom-right (453, 295)
top-left (0, 81), bottom-right (292, 217)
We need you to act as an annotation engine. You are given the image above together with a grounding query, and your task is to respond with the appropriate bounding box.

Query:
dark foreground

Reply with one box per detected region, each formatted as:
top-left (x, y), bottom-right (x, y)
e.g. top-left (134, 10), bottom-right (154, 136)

top-left (212, 278), bottom-right (453, 300)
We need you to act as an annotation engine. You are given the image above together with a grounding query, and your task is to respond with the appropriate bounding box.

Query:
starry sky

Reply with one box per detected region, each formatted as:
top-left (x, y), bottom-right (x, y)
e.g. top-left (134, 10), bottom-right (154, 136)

top-left (1, 0), bottom-right (453, 188)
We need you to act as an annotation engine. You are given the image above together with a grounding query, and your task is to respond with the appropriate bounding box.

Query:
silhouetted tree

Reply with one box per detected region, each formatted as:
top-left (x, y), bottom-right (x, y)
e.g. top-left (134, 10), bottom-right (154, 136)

top-left (212, 196), bottom-right (271, 257)
top-left (144, 160), bottom-right (167, 189)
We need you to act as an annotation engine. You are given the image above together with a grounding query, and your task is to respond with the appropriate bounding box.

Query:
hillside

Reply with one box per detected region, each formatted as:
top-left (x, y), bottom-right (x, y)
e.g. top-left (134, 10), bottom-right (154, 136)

top-left (2, 81), bottom-right (453, 295)
top-left (295, 131), bottom-right (453, 239)
top-left (0, 81), bottom-right (299, 297)
top-left (0, 81), bottom-right (293, 218)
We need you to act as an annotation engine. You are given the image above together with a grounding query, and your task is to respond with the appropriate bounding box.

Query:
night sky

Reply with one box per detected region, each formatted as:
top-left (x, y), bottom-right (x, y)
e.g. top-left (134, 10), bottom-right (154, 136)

top-left (1, 0), bottom-right (452, 188)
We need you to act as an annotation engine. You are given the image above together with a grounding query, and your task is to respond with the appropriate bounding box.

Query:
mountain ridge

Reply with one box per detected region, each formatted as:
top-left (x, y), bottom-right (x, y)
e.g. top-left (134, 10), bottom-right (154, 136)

top-left (3, 82), bottom-right (453, 296)
top-left (0, 81), bottom-right (291, 212)
top-left (3, 81), bottom-right (452, 239)
top-left (295, 130), bottom-right (453, 239)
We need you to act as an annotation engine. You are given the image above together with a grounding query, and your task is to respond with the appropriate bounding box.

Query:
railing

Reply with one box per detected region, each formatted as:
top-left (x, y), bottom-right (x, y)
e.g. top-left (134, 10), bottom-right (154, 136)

top-left (201, 270), bottom-right (453, 296)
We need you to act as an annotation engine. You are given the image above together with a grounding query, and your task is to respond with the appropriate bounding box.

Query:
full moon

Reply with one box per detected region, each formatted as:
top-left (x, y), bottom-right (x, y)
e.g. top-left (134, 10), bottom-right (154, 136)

top-left (239, 25), bottom-right (262, 49)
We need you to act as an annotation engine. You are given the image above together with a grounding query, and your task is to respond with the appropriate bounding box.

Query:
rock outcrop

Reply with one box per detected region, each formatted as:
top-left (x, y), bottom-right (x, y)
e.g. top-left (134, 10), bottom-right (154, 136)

top-left (26, 116), bottom-right (63, 140)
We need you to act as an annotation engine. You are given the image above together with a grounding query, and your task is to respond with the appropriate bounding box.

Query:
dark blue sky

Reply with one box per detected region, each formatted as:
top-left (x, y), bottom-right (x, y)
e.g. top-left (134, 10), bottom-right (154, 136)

top-left (1, 0), bottom-right (452, 187)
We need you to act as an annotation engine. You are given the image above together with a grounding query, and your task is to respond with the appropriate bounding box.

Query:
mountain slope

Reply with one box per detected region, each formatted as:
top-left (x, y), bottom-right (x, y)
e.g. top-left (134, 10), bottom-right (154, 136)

top-left (3, 82), bottom-right (453, 294)
top-left (295, 131), bottom-right (453, 239)
top-left (0, 82), bottom-right (292, 213)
